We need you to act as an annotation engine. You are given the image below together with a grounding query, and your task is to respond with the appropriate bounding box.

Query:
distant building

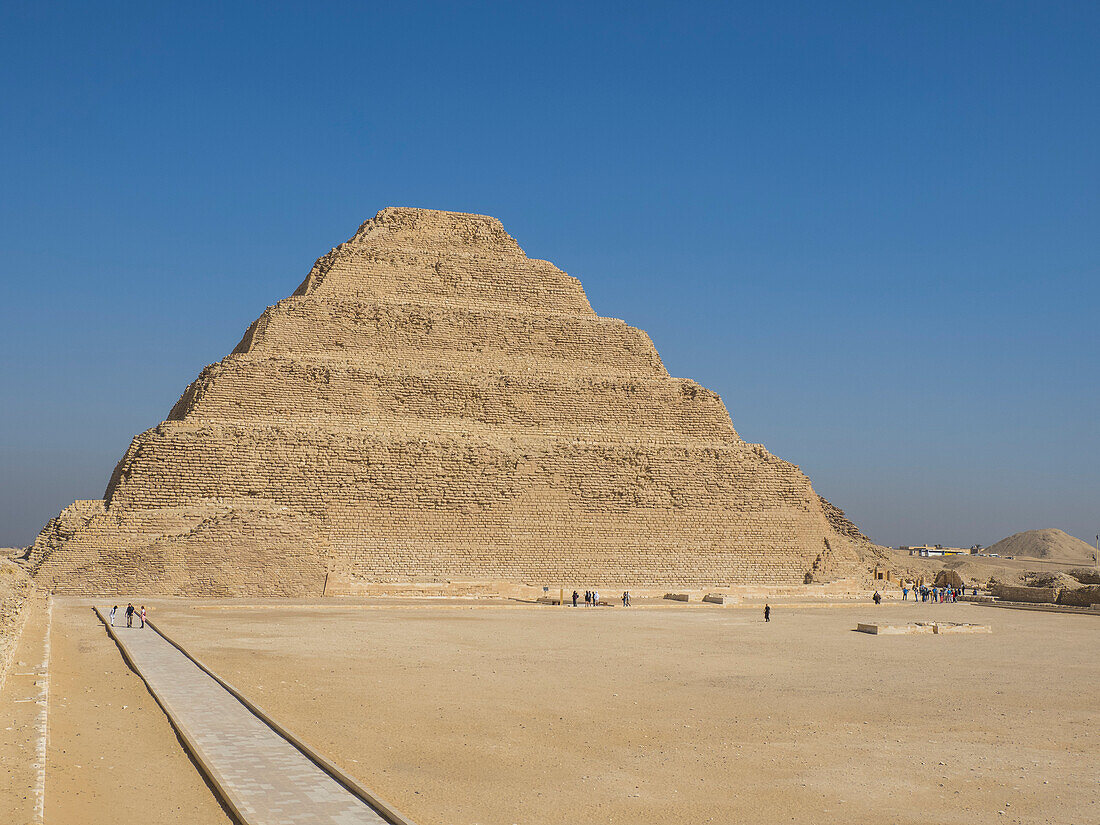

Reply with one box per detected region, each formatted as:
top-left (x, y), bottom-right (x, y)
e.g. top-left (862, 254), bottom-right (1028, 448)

top-left (902, 545), bottom-right (934, 556)
top-left (900, 545), bottom-right (968, 557)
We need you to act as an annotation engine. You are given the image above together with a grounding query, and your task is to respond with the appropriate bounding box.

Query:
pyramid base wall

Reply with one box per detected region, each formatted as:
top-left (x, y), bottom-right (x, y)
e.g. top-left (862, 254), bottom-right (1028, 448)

top-left (28, 499), bottom-right (864, 597)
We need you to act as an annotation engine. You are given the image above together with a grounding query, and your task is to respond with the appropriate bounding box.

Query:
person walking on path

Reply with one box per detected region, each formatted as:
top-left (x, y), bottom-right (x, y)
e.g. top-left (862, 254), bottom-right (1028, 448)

top-left (109, 605), bottom-right (118, 626)
top-left (764, 603), bottom-right (771, 622)
top-left (125, 603), bottom-right (135, 627)
top-left (572, 590), bottom-right (579, 607)
top-left (873, 591), bottom-right (882, 605)
top-left (140, 605), bottom-right (146, 629)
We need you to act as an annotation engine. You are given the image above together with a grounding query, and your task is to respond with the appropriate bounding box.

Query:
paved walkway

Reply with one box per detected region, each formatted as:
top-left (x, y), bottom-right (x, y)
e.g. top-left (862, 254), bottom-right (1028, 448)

top-left (95, 608), bottom-right (391, 825)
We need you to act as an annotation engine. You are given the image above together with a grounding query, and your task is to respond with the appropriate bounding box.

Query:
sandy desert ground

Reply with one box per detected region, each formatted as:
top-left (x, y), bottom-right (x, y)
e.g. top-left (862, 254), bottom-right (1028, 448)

top-left (0, 599), bottom-right (232, 824)
top-left (2, 597), bottom-right (1097, 825)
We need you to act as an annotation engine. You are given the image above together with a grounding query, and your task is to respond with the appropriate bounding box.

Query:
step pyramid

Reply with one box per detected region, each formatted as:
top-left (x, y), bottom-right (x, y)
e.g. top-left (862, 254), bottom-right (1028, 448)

top-left (28, 208), bottom-right (869, 595)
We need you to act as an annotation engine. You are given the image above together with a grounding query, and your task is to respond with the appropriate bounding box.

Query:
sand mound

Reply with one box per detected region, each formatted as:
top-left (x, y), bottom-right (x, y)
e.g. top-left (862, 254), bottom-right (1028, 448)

top-left (985, 529), bottom-right (1096, 564)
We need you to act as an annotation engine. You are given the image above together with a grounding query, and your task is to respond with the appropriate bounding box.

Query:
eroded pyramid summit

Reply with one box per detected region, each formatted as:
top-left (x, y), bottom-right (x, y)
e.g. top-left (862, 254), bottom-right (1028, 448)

top-left (28, 207), bottom-right (870, 595)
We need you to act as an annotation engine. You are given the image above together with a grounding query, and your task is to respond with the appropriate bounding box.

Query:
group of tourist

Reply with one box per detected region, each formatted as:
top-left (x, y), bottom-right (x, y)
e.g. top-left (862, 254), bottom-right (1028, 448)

top-left (570, 590), bottom-right (633, 607)
top-left (108, 603), bottom-right (146, 628)
top-left (901, 585), bottom-right (972, 603)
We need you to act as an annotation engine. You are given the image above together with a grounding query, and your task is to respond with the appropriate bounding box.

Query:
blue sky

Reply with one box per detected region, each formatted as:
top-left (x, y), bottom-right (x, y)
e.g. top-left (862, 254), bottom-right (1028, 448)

top-left (1, 1), bottom-right (1097, 549)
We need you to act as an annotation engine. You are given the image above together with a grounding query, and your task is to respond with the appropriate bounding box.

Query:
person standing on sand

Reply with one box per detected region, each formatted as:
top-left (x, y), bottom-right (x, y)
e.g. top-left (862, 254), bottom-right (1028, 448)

top-left (140, 605), bottom-right (146, 628)
top-left (764, 603), bottom-right (771, 622)
top-left (593, 589), bottom-right (599, 607)
top-left (125, 603), bottom-right (134, 627)
top-left (109, 605), bottom-right (117, 626)
top-left (572, 590), bottom-right (579, 607)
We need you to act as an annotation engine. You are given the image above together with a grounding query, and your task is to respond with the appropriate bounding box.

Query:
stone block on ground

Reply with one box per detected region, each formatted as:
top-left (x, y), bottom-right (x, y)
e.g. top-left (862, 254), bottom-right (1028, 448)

top-left (857, 621), bottom-right (991, 635)
top-left (932, 622), bottom-right (992, 634)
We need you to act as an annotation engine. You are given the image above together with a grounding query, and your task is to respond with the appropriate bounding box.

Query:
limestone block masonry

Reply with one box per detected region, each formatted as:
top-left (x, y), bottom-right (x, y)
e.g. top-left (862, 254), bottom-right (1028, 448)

top-left (27, 208), bottom-right (874, 595)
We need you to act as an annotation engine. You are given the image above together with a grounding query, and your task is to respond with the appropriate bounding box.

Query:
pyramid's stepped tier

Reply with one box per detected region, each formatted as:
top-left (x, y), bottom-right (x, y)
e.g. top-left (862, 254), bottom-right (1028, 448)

top-left (294, 208), bottom-right (593, 314)
top-left (105, 424), bottom-right (801, 511)
top-left (27, 207), bottom-right (873, 595)
top-left (168, 356), bottom-right (738, 442)
top-left (232, 299), bottom-right (666, 378)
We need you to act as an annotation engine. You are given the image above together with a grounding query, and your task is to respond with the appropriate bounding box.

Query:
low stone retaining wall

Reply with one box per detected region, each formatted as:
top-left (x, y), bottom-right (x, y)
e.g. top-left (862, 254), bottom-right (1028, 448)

top-left (0, 562), bottom-right (36, 692)
top-left (991, 584), bottom-right (1059, 604)
top-left (990, 583), bottom-right (1100, 608)
top-left (1057, 585), bottom-right (1100, 607)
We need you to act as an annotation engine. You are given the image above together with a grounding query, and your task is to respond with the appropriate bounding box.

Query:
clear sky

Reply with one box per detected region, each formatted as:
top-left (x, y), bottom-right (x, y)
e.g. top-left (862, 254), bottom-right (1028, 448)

top-left (1, 1), bottom-right (1097, 550)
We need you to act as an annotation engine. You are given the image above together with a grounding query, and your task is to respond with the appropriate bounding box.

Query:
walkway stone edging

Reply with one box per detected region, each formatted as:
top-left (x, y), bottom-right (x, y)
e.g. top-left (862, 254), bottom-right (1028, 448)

top-left (32, 596), bottom-right (52, 825)
top-left (95, 608), bottom-right (417, 825)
